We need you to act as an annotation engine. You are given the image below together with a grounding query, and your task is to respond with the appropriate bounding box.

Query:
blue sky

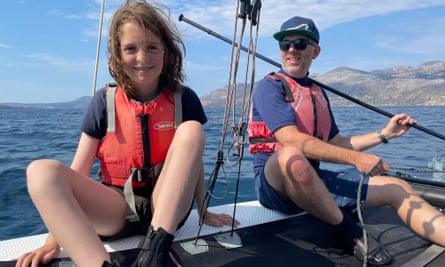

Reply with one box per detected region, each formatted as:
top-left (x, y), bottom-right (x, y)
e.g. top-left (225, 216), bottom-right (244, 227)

top-left (1, 0), bottom-right (444, 103)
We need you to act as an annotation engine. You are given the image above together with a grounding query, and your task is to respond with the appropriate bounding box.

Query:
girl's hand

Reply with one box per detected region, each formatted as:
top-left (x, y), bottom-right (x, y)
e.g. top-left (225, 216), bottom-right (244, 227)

top-left (201, 211), bottom-right (240, 228)
top-left (15, 242), bottom-right (60, 267)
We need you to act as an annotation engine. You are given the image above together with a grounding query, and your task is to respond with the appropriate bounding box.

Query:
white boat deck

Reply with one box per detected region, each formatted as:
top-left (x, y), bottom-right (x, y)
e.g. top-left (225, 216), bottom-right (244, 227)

top-left (0, 200), bottom-right (300, 261)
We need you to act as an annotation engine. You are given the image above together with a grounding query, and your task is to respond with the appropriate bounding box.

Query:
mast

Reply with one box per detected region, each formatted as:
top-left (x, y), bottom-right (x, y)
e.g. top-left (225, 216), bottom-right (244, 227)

top-left (91, 0), bottom-right (106, 96)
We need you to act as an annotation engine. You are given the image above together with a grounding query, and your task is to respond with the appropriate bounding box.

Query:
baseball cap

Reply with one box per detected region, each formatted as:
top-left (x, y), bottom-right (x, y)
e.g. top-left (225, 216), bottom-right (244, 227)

top-left (273, 16), bottom-right (320, 44)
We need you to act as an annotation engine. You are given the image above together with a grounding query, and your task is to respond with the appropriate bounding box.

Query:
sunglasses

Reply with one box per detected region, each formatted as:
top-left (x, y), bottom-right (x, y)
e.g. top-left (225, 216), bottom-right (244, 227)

top-left (279, 39), bottom-right (316, 51)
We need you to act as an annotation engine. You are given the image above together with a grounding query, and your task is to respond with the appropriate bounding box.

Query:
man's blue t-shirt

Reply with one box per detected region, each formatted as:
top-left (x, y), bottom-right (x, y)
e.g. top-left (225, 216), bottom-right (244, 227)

top-left (81, 86), bottom-right (207, 139)
top-left (250, 71), bottom-right (339, 176)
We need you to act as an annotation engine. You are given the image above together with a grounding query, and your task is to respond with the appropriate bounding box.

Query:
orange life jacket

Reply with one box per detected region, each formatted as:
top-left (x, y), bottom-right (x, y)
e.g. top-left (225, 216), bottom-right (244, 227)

top-left (97, 85), bottom-right (181, 188)
top-left (248, 72), bottom-right (332, 153)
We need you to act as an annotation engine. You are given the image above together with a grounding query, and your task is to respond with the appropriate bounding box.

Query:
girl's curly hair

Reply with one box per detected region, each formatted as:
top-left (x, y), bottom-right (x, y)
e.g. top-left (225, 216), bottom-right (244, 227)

top-left (107, 0), bottom-right (185, 98)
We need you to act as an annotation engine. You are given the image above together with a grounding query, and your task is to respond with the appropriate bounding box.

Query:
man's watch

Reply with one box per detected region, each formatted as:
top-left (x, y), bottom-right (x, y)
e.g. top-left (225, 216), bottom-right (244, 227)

top-left (377, 130), bottom-right (388, 144)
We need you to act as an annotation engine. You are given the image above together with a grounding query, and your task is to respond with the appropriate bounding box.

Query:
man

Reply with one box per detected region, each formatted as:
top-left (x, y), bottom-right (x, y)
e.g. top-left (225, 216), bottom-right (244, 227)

top-left (248, 16), bottom-right (445, 266)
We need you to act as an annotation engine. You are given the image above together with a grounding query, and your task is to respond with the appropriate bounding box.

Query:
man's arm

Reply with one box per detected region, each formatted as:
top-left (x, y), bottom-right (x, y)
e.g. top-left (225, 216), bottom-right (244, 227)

top-left (274, 124), bottom-right (383, 174)
top-left (329, 113), bottom-right (416, 151)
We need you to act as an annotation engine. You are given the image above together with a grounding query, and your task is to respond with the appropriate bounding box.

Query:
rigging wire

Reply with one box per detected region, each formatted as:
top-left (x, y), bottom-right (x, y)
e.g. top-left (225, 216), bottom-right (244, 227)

top-left (228, 5), bottom-right (261, 236)
top-left (220, 0), bottom-right (241, 153)
top-left (193, 0), bottom-right (262, 241)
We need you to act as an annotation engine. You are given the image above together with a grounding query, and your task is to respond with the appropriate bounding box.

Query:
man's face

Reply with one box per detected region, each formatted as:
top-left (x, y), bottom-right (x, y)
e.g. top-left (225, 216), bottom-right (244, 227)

top-left (279, 34), bottom-right (320, 79)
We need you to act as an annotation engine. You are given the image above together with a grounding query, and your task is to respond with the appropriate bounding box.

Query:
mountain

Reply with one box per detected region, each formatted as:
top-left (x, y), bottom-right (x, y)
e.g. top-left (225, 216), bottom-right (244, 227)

top-left (2, 61), bottom-right (444, 109)
top-left (0, 96), bottom-right (92, 110)
top-left (200, 61), bottom-right (445, 107)
top-left (199, 83), bottom-right (250, 107)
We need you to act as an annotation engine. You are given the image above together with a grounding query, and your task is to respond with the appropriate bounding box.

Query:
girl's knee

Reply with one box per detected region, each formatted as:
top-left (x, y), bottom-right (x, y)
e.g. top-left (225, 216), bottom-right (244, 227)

top-left (26, 159), bottom-right (65, 192)
top-left (177, 120), bottom-right (204, 133)
top-left (175, 121), bottom-right (205, 145)
top-left (27, 159), bottom-right (62, 176)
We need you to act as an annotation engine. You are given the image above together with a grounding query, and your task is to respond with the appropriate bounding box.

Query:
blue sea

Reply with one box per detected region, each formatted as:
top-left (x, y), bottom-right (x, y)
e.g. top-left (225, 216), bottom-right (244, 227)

top-left (1, 105), bottom-right (445, 241)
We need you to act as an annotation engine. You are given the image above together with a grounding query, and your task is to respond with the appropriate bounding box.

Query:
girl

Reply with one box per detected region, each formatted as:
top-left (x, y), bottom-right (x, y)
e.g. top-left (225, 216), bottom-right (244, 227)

top-left (16, 1), bottom-right (237, 266)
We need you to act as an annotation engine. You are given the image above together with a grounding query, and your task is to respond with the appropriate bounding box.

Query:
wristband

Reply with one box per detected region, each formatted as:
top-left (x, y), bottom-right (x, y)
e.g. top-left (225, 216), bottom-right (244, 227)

top-left (377, 130), bottom-right (388, 144)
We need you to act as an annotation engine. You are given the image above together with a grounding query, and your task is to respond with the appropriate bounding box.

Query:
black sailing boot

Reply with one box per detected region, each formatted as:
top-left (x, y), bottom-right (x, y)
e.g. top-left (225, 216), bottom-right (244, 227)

top-left (101, 258), bottom-right (121, 267)
top-left (131, 226), bottom-right (182, 267)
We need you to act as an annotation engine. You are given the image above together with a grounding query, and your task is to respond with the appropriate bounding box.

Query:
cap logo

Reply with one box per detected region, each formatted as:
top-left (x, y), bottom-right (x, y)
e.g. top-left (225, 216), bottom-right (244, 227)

top-left (274, 17), bottom-right (319, 42)
top-left (287, 23), bottom-right (310, 32)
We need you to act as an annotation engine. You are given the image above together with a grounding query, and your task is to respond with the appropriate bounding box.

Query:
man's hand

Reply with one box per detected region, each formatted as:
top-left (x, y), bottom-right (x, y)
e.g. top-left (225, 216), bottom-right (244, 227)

top-left (381, 113), bottom-right (416, 140)
top-left (355, 153), bottom-right (390, 176)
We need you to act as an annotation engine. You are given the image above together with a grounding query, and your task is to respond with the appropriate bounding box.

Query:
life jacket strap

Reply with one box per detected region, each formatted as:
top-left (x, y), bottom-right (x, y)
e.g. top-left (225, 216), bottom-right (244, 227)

top-left (249, 137), bottom-right (277, 144)
top-left (106, 83), bottom-right (117, 133)
top-left (123, 164), bottom-right (163, 222)
top-left (269, 72), bottom-right (294, 103)
top-left (123, 171), bottom-right (140, 222)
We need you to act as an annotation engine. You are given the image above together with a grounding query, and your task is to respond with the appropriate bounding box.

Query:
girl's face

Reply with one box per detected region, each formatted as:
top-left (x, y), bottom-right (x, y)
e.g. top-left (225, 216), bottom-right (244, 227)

top-left (119, 22), bottom-right (164, 93)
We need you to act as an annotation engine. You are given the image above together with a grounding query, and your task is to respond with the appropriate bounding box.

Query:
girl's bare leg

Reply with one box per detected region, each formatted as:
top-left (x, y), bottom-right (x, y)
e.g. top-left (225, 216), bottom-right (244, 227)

top-left (150, 120), bottom-right (205, 233)
top-left (27, 160), bottom-right (128, 267)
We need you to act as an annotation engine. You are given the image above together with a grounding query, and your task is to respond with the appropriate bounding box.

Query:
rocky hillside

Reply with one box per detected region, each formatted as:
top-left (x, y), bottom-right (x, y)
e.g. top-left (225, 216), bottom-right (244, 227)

top-left (200, 61), bottom-right (445, 107)
top-left (2, 61), bottom-right (444, 109)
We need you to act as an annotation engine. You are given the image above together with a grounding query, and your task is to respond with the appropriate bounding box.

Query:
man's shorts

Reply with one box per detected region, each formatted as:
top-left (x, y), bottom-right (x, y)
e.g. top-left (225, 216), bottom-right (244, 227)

top-left (255, 167), bottom-right (369, 215)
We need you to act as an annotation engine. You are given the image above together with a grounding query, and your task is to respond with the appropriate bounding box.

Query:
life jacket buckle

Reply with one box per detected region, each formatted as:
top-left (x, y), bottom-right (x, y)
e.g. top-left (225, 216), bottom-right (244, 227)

top-left (130, 166), bottom-right (161, 183)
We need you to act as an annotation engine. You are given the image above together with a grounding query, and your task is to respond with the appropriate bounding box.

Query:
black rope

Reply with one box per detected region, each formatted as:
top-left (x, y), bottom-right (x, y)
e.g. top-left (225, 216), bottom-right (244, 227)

top-left (356, 158), bottom-right (383, 267)
top-left (357, 172), bottom-right (368, 267)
